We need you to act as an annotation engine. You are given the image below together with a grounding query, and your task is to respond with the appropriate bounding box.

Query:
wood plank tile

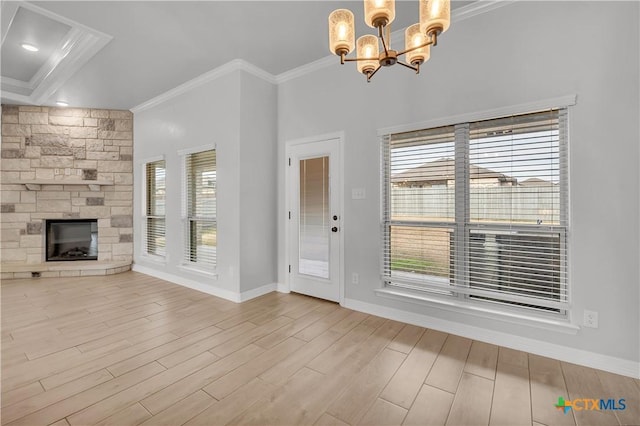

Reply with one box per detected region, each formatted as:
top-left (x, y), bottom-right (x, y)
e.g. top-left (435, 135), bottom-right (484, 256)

top-left (562, 362), bottom-right (620, 426)
top-left (497, 346), bottom-right (529, 369)
top-left (293, 307), bottom-right (355, 342)
top-left (425, 334), bottom-right (472, 393)
top-left (595, 369), bottom-right (640, 426)
top-left (327, 348), bottom-right (406, 424)
top-left (209, 316), bottom-right (292, 358)
top-left (490, 361), bottom-right (531, 426)
top-left (1, 381), bottom-right (45, 408)
top-left (464, 341), bottom-right (498, 380)
top-left (445, 372), bottom-right (493, 426)
top-left (529, 354), bottom-right (576, 426)
top-left (92, 403), bottom-right (151, 426)
top-left (203, 337), bottom-right (306, 400)
top-left (380, 329), bottom-right (448, 409)
top-left (139, 390), bottom-right (216, 426)
top-left (66, 352), bottom-right (217, 425)
top-left (402, 385), bottom-right (454, 426)
top-left (141, 344), bottom-right (264, 415)
top-left (357, 398), bottom-right (407, 426)
top-left (386, 324), bottom-right (425, 354)
top-left (314, 413), bottom-right (350, 426)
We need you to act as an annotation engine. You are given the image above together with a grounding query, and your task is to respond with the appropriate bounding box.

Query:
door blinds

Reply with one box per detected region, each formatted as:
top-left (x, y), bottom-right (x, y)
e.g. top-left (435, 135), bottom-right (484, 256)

top-left (382, 109), bottom-right (568, 313)
top-left (184, 149), bottom-right (216, 269)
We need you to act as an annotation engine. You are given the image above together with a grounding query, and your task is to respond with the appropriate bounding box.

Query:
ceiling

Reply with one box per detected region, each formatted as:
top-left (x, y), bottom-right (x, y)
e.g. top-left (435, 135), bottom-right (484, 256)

top-left (1, 1), bottom-right (475, 110)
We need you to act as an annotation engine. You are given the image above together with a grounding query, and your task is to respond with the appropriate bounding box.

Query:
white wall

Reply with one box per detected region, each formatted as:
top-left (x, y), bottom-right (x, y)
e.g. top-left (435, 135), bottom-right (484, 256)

top-left (133, 69), bottom-right (278, 299)
top-left (277, 1), bottom-right (639, 371)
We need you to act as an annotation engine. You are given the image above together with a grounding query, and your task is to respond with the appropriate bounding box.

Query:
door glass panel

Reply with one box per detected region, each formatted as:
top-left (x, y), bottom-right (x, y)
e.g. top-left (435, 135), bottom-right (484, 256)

top-left (299, 156), bottom-right (330, 278)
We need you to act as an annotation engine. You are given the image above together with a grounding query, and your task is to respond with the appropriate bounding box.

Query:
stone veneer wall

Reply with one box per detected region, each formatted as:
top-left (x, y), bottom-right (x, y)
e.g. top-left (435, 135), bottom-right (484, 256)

top-left (0, 104), bottom-right (133, 265)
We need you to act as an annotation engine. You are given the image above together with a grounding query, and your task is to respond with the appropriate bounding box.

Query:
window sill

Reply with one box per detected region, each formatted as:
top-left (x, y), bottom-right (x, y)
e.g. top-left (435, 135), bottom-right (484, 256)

top-left (375, 287), bottom-right (580, 335)
top-left (177, 264), bottom-right (218, 279)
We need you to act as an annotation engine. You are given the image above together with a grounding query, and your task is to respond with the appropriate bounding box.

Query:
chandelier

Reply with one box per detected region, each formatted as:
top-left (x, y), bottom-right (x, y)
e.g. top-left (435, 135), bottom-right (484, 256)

top-left (328, 0), bottom-right (450, 82)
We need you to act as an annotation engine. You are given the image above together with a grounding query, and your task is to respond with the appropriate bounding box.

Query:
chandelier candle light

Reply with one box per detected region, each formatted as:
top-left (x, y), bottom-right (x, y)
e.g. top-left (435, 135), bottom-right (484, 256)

top-left (328, 0), bottom-right (450, 82)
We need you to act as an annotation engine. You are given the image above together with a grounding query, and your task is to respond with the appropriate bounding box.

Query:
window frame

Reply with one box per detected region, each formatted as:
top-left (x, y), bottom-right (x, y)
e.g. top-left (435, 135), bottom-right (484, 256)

top-left (381, 108), bottom-right (570, 318)
top-left (141, 155), bottom-right (166, 262)
top-left (179, 144), bottom-right (217, 274)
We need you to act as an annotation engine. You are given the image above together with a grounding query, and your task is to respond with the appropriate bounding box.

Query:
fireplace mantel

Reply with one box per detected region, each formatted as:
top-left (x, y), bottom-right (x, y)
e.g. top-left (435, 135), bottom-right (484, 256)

top-left (6, 179), bottom-right (114, 191)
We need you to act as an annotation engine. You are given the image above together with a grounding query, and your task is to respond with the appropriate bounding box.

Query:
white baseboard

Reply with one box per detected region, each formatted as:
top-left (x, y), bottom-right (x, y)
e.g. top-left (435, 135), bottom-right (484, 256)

top-left (276, 283), bottom-right (289, 294)
top-left (239, 283), bottom-right (278, 302)
top-left (343, 298), bottom-right (640, 379)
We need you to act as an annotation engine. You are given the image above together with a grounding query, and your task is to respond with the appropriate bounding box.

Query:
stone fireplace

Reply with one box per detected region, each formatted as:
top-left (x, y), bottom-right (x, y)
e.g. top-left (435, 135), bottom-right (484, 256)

top-left (1, 104), bottom-right (133, 278)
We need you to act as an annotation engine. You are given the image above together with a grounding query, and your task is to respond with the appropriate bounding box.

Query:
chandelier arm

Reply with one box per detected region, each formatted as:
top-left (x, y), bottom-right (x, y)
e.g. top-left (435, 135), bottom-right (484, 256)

top-left (366, 65), bottom-right (382, 82)
top-left (396, 39), bottom-right (435, 57)
top-left (343, 57), bottom-right (375, 62)
top-left (396, 61), bottom-right (419, 73)
top-left (378, 26), bottom-right (390, 56)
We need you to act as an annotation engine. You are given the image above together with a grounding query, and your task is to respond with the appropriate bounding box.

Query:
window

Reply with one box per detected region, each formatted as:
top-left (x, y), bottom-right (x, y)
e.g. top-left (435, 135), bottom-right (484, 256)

top-left (184, 149), bottom-right (216, 270)
top-left (382, 109), bottom-right (568, 314)
top-left (144, 159), bottom-right (166, 257)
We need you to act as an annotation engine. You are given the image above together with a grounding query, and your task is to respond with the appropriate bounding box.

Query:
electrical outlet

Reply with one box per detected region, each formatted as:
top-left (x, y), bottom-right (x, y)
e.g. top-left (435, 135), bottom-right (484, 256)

top-left (351, 273), bottom-right (359, 284)
top-left (54, 168), bottom-right (61, 175)
top-left (583, 310), bottom-right (599, 328)
top-left (351, 188), bottom-right (366, 200)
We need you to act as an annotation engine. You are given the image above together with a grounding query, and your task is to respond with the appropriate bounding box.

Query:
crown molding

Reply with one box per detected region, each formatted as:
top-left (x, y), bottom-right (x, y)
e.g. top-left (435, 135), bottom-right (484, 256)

top-left (131, 59), bottom-right (277, 113)
top-left (132, 0), bottom-right (515, 111)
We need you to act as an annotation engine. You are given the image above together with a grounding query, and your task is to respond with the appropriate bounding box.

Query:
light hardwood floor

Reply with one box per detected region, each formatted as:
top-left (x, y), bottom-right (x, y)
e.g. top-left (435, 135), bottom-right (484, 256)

top-left (1, 272), bottom-right (638, 426)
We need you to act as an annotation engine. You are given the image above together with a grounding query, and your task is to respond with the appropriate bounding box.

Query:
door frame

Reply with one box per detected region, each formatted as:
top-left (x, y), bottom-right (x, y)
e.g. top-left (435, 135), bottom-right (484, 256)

top-left (284, 131), bottom-right (345, 305)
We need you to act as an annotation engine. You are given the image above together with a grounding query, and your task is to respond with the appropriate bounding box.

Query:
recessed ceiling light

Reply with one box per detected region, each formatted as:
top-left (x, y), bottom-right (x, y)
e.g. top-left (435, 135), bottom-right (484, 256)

top-left (56, 101), bottom-right (69, 107)
top-left (21, 43), bottom-right (39, 52)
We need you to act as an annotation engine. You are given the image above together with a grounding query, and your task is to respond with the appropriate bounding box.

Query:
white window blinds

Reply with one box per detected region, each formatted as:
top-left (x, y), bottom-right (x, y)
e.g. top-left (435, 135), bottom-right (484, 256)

top-left (184, 149), bottom-right (216, 269)
top-left (145, 160), bottom-right (166, 257)
top-left (382, 109), bottom-right (568, 313)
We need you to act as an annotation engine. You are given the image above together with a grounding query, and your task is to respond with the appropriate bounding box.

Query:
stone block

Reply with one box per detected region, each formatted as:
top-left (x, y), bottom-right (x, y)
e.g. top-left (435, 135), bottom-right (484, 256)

top-left (98, 130), bottom-right (131, 140)
top-left (1, 241), bottom-right (19, 249)
top-left (26, 222), bottom-right (42, 234)
top-left (82, 169), bottom-right (98, 180)
top-left (69, 139), bottom-right (86, 147)
top-left (2, 149), bottom-right (24, 158)
top-left (19, 171), bottom-right (36, 180)
top-left (109, 110), bottom-right (132, 119)
top-left (0, 249), bottom-right (27, 262)
top-left (1, 171), bottom-right (20, 181)
top-left (113, 173), bottom-right (133, 185)
top-left (41, 146), bottom-right (73, 156)
top-left (2, 105), bottom-right (19, 113)
top-left (35, 168), bottom-right (55, 180)
top-left (112, 242), bottom-right (133, 255)
top-left (86, 197), bottom-right (104, 206)
top-left (2, 124), bottom-right (31, 137)
top-left (1, 159), bottom-right (31, 171)
top-left (60, 270), bottom-right (81, 277)
top-left (2, 115), bottom-right (18, 124)
top-left (112, 139), bottom-right (133, 147)
top-left (110, 206), bottom-right (132, 216)
top-left (21, 191), bottom-right (36, 204)
top-left (111, 215), bottom-right (133, 227)
top-left (74, 160), bottom-right (97, 169)
top-left (39, 156), bottom-right (73, 168)
top-left (49, 108), bottom-right (89, 117)
top-left (119, 146), bottom-right (132, 155)
top-left (36, 199), bottom-right (71, 212)
top-left (99, 119), bottom-right (115, 131)
top-left (90, 109), bottom-right (110, 118)
top-left (38, 191), bottom-right (70, 200)
top-left (80, 205), bottom-right (110, 218)
top-left (98, 218), bottom-right (110, 228)
top-left (105, 191), bottom-right (132, 201)
top-left (115, 120), bottom-right (133, 131)
top-left (1, 213), bottom-right (32, 222)
top-left (70, 127), bottom-right (97, 139)
top-left (100, 236), bottom-right (120, 244)
top-left (24, 146), bottom-right (41, 158)
top-left (86, 140), bottom-right (104, 151)
top-left (1, 190), bottom-right (20, 203)
top-left (18, 106), bottom-right (42, 112)
top-left (119, 234), bottom-right (133, 243)
top-left (120, 154), bottom-right (132, 161)
top-left (26, 134), bottom-right (69, 147)
top-left (31, 125), bottom-right (69, 135)
top-left (18, 112), bottom-right (47, 124)
top-left (73, 148), bottom-right (86, 159)
top-left (87, 151), bottom-right (118, 161)
top-left (40, 272), bottom-right (61, 278)
top-left (83, 118), bottom-right (98, 127)
top-left (2, 229), bottom-right (21, 242)
top-left (63, 212), bottom-right (80, 218)
top-left (81, 269), bottom-right (106, 276)
top-left (97, 161), bottom-right (132, 173)
top-left (20, 235), bottom-right (42, 248)
top-left (1, 204), bottom-right (15, 212)
top-left (15, 203), bottom-right (36, 213)
top-left (49, 116), bottom-right (84, 126)
top-left (104, 146), bottom-right (119, 152)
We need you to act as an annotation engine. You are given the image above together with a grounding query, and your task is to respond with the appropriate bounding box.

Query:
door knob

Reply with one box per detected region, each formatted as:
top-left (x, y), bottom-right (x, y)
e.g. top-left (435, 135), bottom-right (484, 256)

top-left (331, 226), bottom-right (338, 232)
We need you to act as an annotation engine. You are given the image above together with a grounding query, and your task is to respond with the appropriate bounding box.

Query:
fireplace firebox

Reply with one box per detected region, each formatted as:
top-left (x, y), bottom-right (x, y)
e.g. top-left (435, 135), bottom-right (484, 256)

top-left (45, 219), bottom-right (98, 261)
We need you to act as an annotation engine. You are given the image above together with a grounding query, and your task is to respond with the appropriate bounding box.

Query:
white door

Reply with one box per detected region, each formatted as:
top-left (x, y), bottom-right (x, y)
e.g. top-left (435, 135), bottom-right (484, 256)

top-left (287, 138), bottom-right (341, 302)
